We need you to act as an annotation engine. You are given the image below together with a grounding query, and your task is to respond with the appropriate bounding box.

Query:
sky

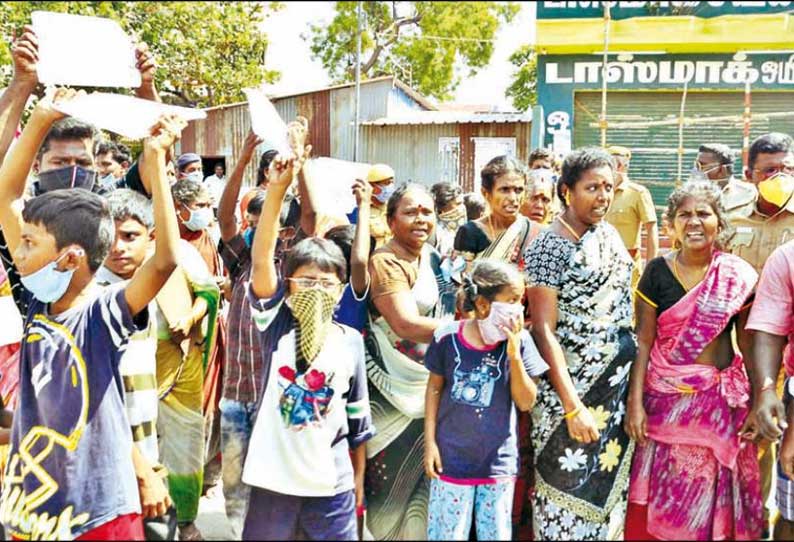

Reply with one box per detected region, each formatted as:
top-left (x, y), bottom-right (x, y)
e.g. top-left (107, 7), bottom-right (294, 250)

top-left (259, 1), bottom-right (537, 110)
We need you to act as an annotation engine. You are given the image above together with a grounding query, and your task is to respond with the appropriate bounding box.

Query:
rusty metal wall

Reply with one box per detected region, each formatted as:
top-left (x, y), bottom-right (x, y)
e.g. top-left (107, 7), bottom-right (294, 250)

top-left (331, 79), bottom-right (393, 161)
top-left (362, 122), bottom-right (532, 192)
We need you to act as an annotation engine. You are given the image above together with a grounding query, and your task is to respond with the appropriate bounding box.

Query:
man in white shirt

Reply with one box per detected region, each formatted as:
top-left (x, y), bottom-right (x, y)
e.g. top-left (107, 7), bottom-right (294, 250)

top-left (204, 164), bottom-right (226, 210)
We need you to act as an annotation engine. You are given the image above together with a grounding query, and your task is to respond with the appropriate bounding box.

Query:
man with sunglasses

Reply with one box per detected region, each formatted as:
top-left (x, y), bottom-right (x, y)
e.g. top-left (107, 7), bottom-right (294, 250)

top-left (723, 132), bottom-right (794, 538)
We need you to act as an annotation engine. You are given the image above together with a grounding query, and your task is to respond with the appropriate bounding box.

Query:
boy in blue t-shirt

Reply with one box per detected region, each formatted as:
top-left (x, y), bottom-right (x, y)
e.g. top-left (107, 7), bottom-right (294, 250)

top-left (424, 259), bottom-right (547, 541)
top-left (0, 88), bottom-right (183, 540)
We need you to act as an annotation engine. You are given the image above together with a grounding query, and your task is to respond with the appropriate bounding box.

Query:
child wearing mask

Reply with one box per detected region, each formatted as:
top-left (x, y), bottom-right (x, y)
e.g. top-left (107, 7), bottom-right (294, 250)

top-left (423, 259), bottom-right (547, 541)
top-left (242, 152), bottom-right (374, 541)
top-left (0, 89), bottom-right (181, 540)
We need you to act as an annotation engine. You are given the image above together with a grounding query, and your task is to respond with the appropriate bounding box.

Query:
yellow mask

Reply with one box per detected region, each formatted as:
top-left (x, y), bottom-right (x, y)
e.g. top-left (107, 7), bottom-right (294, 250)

top-left (758, 172), bottom-right (794, 210)
top-left (286, 288), bottom-right (338, 364)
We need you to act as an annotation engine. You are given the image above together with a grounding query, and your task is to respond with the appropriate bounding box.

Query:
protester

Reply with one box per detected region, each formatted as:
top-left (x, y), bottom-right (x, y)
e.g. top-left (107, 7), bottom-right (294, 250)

top-left (98, 187), bottom-right (180, 542)
top-left (0, 89), bottom-right (180, 540)
top-left (455, 156), bottom-right (541, 269)
top-left (745, 238), bottom-right (794, 541)
top-left (96, 141), bottom-right (132, 191)
top-left (240, 149), bottom-right (373, 541)
top-left (463, 192), bottom-right (487, 221)
top-left (424, 259), bottom-right (546, 541)
top-left (325, 178), bottom-right (373, 333)
top-left (528, 147), bottom-right (555, 170)
top-left (430, 181), bottom-right (466, 258)
top-left (524, 147), bottom-right (635, 540)
top-left (520, 167), bottom-right (556, 225)
top-left (604, 145), bottom-right (659, 293)
top-left (365, 163), bottom-right (397, 248)
top-left (625, 180), bottom-right (761, 540)
top-left (364, 183), bottom-right (454, 540)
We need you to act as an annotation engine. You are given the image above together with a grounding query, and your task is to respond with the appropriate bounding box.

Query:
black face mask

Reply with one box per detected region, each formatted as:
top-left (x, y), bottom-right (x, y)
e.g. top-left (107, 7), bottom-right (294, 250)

top-left (34, 165), bottom-right (98, 195)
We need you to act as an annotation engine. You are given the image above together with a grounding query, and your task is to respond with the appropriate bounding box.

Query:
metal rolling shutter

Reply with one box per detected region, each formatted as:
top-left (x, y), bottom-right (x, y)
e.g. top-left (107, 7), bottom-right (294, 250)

top-left (573, 90), bottom-right (794, 217)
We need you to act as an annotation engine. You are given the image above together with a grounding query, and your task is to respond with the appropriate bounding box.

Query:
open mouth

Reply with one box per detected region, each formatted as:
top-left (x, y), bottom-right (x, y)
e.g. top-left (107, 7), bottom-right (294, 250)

top-left (592, 207), bottom-right (608, 216)
top-left (685, 231), bottom-right (705, 241)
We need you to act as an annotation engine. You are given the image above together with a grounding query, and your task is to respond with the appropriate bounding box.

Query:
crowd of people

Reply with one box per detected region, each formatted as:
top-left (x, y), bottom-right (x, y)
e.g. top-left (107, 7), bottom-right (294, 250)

top-left (2, 20), bottom-right (794, 542)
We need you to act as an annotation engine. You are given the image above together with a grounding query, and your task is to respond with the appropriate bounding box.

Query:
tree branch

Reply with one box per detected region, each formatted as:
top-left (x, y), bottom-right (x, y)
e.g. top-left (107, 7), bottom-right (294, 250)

top-left (360, 14), bottom-right (422, 75)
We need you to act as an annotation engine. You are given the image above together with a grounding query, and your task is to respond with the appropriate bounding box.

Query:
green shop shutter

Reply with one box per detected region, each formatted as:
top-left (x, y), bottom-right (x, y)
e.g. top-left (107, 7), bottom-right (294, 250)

top-left (573, 90), bottom-right (794, 217)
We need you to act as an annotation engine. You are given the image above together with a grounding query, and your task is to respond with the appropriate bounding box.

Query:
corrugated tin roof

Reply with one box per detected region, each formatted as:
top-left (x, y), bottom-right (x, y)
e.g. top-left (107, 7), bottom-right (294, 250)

top-left (362, 111), bottom-right (532, 126)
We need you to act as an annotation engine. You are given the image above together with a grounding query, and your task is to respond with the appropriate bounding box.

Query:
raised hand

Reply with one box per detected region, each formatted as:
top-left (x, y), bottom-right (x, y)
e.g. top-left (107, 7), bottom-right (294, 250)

top-left (11, 25), bottom-right (39, 88)
top-left (32, 87), bottom-right (84, 125)
top-left (145, 114), bottom-right (187, 154)
top-left (352, 178), bottom-right (372, 208)
top-left (241, 130), bottom-right (264, 160)
top-left (134, 43), bottom-right (157, 86)
top-left (287, 116), bottom-right (309, 159)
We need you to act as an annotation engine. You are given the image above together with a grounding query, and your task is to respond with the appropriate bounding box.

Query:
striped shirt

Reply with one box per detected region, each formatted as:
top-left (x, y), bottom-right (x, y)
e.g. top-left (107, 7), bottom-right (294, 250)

top-left (96, 266), bottom-right (160, 463)
top-left (219, 234), bottom-right (263, 403)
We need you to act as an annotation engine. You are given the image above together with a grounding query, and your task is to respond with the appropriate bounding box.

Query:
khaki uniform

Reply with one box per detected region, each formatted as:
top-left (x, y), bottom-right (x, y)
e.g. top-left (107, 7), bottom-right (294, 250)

top-left (369, 204), bottom-right (392, 249)
top-left (723, 179), bottom-right (794, 274)
top-left (605, 179), bottom-right (657, 289)
top-left (722, 178), bottom-right (794, 532)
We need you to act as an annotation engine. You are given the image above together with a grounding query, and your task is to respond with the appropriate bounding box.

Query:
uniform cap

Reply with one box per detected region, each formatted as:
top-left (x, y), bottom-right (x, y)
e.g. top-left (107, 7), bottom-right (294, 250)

top-left (367, 163), bottom-right (395, 183)
top-left (607, 145), bottom-right (631, 159)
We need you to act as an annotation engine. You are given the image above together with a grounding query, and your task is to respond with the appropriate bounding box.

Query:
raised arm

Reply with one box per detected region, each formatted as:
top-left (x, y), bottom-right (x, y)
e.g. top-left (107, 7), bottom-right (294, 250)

top-left (528, 286), bottom-right (600, 443)
top-left (290, 117), bottom-right (320, 237)
top-left (219, 131), bottom-right (263, 242)
top-left (625, 297), bottom-right (657, 445)
top-left (0, 26), bottom-right (39, 167)
top-left (350, 179), bottom-right (372, 296)
top-left (0, 88), bottom-right (75, 258)
top-left (124, 115), bottom-right (184, 316)
top-left (251, 154), bottom-right (301, 299)
top-left (133, 43), bottom-right (161, 103)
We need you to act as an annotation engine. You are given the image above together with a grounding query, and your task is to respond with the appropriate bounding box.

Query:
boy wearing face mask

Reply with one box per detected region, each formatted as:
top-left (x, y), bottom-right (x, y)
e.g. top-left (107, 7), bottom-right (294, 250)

top-left (0, 90), bottom-right (181, 540)
top-left (242, 152), bottom-right (374, 541)
top-left (423, 259), bottom-right (546, 541)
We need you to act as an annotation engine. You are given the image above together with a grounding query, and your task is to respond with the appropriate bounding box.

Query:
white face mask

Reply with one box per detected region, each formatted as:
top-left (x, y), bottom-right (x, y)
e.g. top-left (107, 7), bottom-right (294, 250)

top-left (477, 301), bottom-right (524, 345)
top-left (185, 171), bottom-right (203, 184)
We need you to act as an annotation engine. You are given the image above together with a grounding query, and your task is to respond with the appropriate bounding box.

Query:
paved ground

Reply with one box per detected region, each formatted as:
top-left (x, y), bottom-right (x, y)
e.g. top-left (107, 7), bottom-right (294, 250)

top-left (195, 482), bottom-right (234, 540)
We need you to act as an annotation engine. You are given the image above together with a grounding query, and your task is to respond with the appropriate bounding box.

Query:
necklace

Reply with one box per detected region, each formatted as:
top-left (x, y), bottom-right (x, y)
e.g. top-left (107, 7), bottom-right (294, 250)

top-left (672, 251), bottom-right (708, 291)
top-left (557, 216), bottom-right (582, 241)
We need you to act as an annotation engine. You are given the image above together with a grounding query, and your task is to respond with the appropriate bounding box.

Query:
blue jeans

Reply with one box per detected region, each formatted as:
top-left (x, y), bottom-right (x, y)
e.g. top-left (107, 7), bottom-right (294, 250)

top-left (219, 398), bottom-right (258, 539)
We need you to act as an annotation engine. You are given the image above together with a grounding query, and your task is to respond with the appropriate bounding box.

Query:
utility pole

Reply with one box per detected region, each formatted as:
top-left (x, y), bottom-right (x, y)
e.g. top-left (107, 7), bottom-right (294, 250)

top-left (354, 1), bottom-right (362, 162)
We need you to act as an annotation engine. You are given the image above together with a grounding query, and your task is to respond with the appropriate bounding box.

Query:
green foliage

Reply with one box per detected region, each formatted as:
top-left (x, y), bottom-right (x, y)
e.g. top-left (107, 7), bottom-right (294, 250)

top-left (0, 1), bottom-right (282, 107)
top-left (308, 1), bottom-right (518, 101)
top-left (506, 44), bottom-right (537, 112)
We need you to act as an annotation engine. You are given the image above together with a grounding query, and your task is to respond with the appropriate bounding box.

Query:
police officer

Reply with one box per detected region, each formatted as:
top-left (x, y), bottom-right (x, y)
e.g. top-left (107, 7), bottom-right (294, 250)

top-left (693, 143), bottom-right (739, 190)
top-left (604, 145), bottom-right (659, 290)
top-left (725, 132), bottom-right (794, 539)
top-left (366, 163), bottom-right (396, 248)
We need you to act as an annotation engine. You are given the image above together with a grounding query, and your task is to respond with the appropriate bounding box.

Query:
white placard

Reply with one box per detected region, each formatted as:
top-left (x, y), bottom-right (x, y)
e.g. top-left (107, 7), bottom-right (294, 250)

top-left (243, 88), bottom-right (290, 155)
top-left (303, 157), bottom-right (371, 217)
top-left (32, 11), bottom-right (141, 88)
top-left (53, 92), bottom-right (207, 140)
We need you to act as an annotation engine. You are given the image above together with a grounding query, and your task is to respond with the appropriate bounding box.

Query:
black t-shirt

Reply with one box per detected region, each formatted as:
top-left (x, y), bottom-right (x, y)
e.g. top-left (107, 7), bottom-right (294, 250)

top-left (453, 221), bottom-right (491, 256)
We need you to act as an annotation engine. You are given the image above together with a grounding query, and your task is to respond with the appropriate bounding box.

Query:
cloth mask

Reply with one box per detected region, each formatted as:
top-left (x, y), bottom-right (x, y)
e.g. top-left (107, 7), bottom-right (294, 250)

top-left (477, 301), bottom-right (524, 345)
top-left (437, 205), bottom-right (468, 232)
top-left (758, 172), bottom-right (794, 210)
top-left (182, 206), bottom-right (213, 232)
top-left (20, 250), bottom-right (78, 303)
top-left (36, 165), bottom-right (97, 195)
top-left (98, 173), bottom-right (118, 191)
top-left (286, 287), bottom-right (339, 363)
top-left (373, 183), bottom-right (396, 204)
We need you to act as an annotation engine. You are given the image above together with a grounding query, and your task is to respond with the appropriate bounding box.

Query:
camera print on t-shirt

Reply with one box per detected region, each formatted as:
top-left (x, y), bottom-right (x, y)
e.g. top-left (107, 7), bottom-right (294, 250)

top-left (450, 350), bottom-right (502, 409)
top-left (277, 366), bottom-right (335, 428)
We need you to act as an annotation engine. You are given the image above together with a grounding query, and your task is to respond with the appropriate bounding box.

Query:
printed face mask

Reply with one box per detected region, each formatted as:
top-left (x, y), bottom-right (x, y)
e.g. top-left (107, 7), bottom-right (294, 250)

top-left (373, 182), bottom-right (396, 204)
top-left (758, 172), bottom-right (794, 210)
top-left (477, 301), bottom-right (523, 345)
top-left (36, 166), bottom-right (97, 195)
top-left (437, 205), bottom-right (467, 232)
top-left (286, 287), bottom-right (339, 363)
top-left (182, 206), bottom-right (213, 232)
top-left (20, 250), bottom-right (77, 303)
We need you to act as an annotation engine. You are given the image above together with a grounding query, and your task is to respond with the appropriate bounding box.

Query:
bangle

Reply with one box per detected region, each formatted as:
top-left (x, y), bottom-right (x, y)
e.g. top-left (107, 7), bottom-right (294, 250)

top-left (760, 378), bottom-right (776, 394)
top-left (356, 504), bottom-right (366, 517)
top-left (563, 406), bottom-right (582, 420)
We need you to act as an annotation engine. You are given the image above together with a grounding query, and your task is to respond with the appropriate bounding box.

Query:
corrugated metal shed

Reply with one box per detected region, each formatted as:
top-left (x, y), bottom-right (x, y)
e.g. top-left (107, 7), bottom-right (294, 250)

top-left (362, 121), bottom-right (532, 192)
top-left (363, 112), bottom-right (533, 126)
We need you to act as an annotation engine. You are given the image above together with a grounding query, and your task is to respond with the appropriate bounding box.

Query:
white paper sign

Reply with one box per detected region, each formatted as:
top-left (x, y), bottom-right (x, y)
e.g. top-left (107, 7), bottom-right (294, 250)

top-left (243, 88), bottom-right (290, 155)
top-left (32, 11), bottom-right (141, 88)
top-left (303, 157), bottom-right (371, 217)
top-left (53, 92), bottom-right (207, 140)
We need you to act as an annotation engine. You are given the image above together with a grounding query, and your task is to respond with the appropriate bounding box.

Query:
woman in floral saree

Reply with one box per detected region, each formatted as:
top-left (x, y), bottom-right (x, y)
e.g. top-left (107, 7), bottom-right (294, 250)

top-left (525, 148), bottom-right (636, 540)
top-left (624, 180), bottom-right (762, 540)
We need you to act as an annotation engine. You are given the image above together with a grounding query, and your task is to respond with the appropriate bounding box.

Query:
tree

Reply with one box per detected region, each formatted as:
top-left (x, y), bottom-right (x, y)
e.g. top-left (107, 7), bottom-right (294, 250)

top-left (506, 44), bottom-right (537, 112)
top-left (0, 1), bottom-right (282, 107)
top-left (308, 1), bottom-right (519, 101)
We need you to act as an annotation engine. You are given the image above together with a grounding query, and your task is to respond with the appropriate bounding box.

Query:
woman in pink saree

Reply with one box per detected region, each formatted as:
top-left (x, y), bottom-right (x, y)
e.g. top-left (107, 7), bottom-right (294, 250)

top-left (624, 181), bottom-right (762, 541)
